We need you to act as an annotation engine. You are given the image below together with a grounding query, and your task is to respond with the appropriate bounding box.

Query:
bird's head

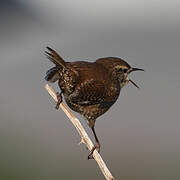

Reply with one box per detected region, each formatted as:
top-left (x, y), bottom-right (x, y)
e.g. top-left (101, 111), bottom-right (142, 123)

top-left (111, 58), bottom-right (144, 89)
top-left (96, 57), bottom-right (144, 88)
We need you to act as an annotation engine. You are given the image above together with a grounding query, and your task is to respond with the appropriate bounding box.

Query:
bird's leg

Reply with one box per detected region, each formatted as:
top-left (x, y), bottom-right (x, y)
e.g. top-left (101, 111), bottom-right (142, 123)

top-left (88, 126), bottom-right (100, 160)
top-left (55, 92), bottom-right (63, 109)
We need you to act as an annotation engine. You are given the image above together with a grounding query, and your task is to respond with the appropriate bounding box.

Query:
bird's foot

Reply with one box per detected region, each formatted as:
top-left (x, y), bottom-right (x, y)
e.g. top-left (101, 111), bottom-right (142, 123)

top-left (88, 142), bottom-right (100, 160)
top-left (55, 92), bottom-right (63, 109)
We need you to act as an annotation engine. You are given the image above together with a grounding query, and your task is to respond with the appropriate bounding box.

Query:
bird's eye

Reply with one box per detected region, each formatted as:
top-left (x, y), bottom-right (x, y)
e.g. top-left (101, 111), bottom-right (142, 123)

top-left (123, 69), bottom-right (128, 73)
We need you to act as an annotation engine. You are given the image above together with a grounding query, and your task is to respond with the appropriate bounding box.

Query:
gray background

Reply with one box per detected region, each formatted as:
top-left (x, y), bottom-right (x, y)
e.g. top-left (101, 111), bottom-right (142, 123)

top-left (0, 0), bottom-right (180, 179)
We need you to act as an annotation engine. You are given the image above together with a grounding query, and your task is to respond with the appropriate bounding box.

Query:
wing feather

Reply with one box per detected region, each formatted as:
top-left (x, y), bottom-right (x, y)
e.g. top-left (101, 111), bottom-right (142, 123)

top-left (69, 79), bottom-right (106, 105)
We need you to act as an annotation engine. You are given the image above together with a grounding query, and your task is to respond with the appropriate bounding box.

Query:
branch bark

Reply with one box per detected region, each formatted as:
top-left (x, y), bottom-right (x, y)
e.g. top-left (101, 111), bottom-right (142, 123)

top-left (45, 84), bottom-right (115, 180)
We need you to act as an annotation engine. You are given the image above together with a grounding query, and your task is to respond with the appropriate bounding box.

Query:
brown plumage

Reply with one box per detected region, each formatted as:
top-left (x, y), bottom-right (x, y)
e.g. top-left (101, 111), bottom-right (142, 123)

top-left (45, 46), bottom-right (144, 159)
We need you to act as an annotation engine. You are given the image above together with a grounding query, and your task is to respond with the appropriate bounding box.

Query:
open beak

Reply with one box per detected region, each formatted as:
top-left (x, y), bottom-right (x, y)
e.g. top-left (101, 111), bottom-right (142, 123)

top-left (129, 79), bottom-right (140, 89)
top-left (128, 67), bottom-right (144, 89)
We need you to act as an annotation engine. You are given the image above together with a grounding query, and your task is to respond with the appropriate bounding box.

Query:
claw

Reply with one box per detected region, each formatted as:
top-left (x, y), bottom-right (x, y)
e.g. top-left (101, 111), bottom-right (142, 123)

top-left (88, 142), bottom-right (100, 160)
top-left (55, 92), bottom-right (63, 109)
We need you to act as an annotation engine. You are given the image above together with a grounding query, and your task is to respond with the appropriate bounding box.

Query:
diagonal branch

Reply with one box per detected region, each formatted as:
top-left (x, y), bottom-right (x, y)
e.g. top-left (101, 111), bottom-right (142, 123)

top-left (45, 84), bottom-right (115, 180)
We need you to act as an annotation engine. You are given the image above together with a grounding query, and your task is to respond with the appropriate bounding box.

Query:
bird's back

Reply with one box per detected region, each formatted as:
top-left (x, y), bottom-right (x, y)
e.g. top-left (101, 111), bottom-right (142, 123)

top-left (67, 61), bottom-right (110, 83)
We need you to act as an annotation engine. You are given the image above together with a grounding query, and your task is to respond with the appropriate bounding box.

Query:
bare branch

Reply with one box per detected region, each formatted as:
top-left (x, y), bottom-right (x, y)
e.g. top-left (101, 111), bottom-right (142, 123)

top-left (45, 84), bottom-right (115, 180)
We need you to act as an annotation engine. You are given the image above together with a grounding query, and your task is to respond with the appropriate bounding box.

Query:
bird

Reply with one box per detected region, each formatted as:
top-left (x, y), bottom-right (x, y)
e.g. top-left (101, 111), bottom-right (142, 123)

top-left (45, 46), bottom-right (144, 159)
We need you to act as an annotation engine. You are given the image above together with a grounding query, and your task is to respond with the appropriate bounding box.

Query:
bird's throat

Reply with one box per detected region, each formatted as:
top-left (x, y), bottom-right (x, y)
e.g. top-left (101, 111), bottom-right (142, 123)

top-left (120, 77), bottom-right (129, 88)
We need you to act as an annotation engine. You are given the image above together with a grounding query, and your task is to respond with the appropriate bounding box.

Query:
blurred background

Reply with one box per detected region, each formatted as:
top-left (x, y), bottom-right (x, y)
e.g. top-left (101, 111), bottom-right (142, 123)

top-left (0, 0), bottom-right (180, 179)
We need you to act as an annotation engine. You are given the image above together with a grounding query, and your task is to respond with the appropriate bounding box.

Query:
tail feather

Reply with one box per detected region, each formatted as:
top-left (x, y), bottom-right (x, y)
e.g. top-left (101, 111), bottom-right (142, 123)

top-left (45, 46), bottom-right (66, 69)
